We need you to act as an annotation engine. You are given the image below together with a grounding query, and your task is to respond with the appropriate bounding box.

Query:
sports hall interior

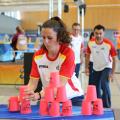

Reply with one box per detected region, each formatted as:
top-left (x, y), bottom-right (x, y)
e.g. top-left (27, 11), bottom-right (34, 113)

top-left (0, 0), bottom-right (120, 119)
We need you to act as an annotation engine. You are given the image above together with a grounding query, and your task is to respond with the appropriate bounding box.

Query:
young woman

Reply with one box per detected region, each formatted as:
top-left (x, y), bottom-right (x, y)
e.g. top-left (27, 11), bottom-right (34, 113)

top-left (25, 17), bottom-right (84, 106)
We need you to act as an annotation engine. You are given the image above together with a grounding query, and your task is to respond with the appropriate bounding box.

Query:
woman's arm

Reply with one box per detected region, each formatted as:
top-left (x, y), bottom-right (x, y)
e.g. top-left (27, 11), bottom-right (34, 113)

top-left (27, 78), bottom-right (39, 91)
top-left (60, 75), bottom-right (68, 86)
top-left (25, 78), bottom-right (40, 101)
top-left (109, 56), bottom-right (116, 82)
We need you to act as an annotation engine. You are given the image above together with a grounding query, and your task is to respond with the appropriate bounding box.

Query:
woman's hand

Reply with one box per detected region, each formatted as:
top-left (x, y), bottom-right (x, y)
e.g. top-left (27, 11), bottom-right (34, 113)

top-left (85, 67), bottom-right (89, 76)
top-left (24, 89), bottom-right (40, 101)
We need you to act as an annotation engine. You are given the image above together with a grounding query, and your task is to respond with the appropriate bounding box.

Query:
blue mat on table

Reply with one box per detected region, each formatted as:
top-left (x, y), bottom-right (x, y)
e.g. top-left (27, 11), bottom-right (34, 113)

top-left (0, 105), bottom-right (114, 120)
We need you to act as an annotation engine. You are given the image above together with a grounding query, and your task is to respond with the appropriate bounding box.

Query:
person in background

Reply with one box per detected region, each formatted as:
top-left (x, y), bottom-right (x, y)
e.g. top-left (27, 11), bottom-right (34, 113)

top-left (11, 25), bottom-right (25, 62)
top-left (116, 36), bottom-right (120, 60)
top-left (85, 24), bottom-right (117, 108)
top-left (88, 32), bottom-right (94, 85)
top-left (25, 17), bottom-right (84, 106)
top-left (71, 23), bottom-right (84, 78)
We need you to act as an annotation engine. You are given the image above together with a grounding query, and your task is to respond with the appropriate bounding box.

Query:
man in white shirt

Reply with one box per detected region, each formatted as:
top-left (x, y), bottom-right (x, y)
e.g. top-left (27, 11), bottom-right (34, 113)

top-left (71, 23), bottom-right (84, 78)
top-left (85, 24), bottom-right (117, 108)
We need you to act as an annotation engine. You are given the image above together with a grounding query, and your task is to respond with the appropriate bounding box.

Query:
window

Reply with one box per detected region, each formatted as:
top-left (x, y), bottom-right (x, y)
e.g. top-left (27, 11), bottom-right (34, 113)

top-left (0, 11), bottom-right (21, 20)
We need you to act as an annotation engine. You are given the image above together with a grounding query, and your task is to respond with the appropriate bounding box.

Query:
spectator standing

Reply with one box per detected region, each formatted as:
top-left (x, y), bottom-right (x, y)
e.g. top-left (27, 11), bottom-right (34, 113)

top-left (88, 32), bottom-right (94, 85)
top-left (85, 24), bottom-right (117, 108)
top-left (11, 25), bottom-right (25, 62)
top-left (71, 23), bottom-right (84, 78)
top-left (116, 36), bottom-right (120, 60)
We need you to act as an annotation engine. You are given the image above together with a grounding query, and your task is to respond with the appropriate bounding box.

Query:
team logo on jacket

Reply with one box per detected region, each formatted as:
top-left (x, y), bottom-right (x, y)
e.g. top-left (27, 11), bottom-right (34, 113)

top-left (39, 65), bottom-right (48, 68)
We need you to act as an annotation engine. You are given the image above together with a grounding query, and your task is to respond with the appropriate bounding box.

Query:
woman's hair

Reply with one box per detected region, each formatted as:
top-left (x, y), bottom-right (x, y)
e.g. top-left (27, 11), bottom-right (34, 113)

top-left (41, 16), bottom-right (71, 48)
top-left (50, 16), bottom-right (67, 30)
top-left (89, 32), bottom-right (94, 40)
top-left (16, 26), bottom-right (24, 33)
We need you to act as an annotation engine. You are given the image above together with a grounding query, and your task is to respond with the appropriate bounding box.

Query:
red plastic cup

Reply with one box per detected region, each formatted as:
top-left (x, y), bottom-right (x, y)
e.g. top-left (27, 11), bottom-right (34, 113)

top-left (44, 87), bottom-right (54, 102)
top-left (49, 101), bottom-right (60, 116)
top-left (20, 99), bottom-right (32, 114)
top-left (62, 100), bottom-right (72, 116)
top-left (56, 86), bottom-right (67, 102)
top-left (8, 96), bottom-right (20, 112)
top-left (93, 98), bottom-right (104, 115)
top-left (81, 100), bottom-right (92, 115)
top-left (19, 85), bottom-right (28, 101)
top-left (85, 85), bottom-right (97, 102)
top-left (39, 99), bottom-right (48, 116)
top-left (49, 72), bottom-right (60, 88)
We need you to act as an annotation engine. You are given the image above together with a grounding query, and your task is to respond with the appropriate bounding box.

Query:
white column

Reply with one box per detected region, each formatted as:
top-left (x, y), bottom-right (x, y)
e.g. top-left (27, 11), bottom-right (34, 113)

top-left (81, 8), bottom-right (84, 37)
top-left (80, 7), bottom-right (85, 88)
top-left (49, 0), bottom-right (54, 19)
top-left (51, 0), bottom-right (54, 17)
top-left (77, 6), bottom-right (80, 24)
top-left (58, 0), bottom-right (62, 18)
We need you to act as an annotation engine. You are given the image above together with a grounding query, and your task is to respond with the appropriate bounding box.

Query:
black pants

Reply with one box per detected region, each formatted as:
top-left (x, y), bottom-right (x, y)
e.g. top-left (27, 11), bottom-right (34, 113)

top-left (92, 68), bottom-right (111, 108)
top-left (71, 95), bottom-right (84, 106)
top-left (88, 61), bottom-right (94, 85)
top-left (75, 63), bottom-right (81, 78)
